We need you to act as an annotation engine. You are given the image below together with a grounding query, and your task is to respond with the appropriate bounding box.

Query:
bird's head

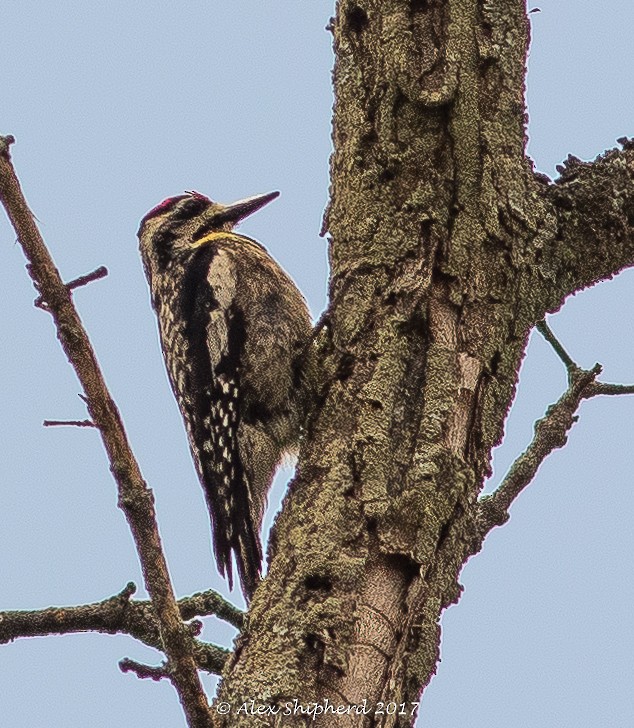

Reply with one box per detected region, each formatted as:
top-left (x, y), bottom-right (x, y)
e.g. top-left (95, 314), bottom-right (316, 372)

top-left (138, 190), bottom-right (279, 274)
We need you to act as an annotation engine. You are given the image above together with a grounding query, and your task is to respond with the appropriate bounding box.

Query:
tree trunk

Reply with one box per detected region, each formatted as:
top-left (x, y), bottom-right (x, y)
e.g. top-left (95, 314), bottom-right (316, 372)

top-left (216, 1), bottom-right (634, 725)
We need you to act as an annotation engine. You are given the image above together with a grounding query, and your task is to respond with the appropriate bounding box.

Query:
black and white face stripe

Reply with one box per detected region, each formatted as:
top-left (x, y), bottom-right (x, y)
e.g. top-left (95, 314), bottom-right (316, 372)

top-left (138, 193), bottom-right (214, 270)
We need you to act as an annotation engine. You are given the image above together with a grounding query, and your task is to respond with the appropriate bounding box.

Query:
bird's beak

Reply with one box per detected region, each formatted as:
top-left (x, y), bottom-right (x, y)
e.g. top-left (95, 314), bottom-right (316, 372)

top-left (214, 191), bottom-right (280, 225)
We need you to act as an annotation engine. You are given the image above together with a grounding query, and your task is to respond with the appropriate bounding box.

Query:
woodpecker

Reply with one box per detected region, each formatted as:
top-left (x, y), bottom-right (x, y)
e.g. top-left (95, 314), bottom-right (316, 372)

top-left (138, 190), bottom-right (311, 600)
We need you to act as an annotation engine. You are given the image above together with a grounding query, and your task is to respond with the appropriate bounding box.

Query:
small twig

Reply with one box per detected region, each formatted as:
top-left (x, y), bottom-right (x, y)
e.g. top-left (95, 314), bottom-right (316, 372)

top-left (34, 265), bottom-right (108, 308)
top-left (585, 381), bottom-right (634, 397)
top-left (536, 319), bottom-right (577, 372)
top-left (120, 658), bottom-right (171, 682)
top-left (43, 419), bottom-right (96, 428)
top-left (67, 265), bottom-right (109, 292)
top-left (179, 590), bottom-right (244, 631)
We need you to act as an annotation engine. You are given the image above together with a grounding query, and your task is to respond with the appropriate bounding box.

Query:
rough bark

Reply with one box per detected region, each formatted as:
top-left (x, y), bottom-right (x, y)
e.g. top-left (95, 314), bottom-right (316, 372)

top-left (217, 1), bottom-right (634, 726)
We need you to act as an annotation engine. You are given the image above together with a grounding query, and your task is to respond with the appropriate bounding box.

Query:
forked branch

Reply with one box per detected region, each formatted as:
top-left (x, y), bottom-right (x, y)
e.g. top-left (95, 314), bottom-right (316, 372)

top-left (476, 322), bottom-right (634, 546)
top-left (0, 583), bottom-right (242, 675)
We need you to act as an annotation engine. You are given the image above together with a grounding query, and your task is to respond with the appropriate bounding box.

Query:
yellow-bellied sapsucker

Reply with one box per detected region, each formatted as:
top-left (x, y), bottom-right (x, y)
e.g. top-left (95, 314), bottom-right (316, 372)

top-left (138, 190), bottom-right (311, 600)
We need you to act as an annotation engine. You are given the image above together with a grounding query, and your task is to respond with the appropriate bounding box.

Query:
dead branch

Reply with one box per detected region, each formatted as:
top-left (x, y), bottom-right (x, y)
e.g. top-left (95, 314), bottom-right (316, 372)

top-left (43, 419), bottom-right (96, 428)
top-left (120, 658), bottom-right (171, 681)
top-left (476, 344), bottom-right (634, 546)
top-left (34, 265), bottom-right (108, 308)
top-left (0, 135), bottom-right (213, 728)
top-left (0, 583), bottom-right (241, 675)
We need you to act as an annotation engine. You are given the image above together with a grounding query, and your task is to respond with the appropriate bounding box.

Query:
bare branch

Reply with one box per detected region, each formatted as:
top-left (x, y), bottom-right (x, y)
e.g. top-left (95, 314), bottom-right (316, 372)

top-left (120, 658), bottom-right (171, 681)
top-left (0, 584), bottom-right (239, 675)
top-left (66, 265), bottom-right (109, 292)
top-left (34, 265), bottom-right (108, 308)
top-left (0, 583), bottom-right (139, 644)
top-left (0, 135), bottom-right (15, 154)
top-left (536, 319), bottom-right (578, 372)
top-left (0, 135), bottom-right (213, 727)
top-left (476, 365), bottom-right (600, 540)
top-left (43, 419), bottom-right (96, 428)
top-left (475, 356), bottom-right (634, 548)
top-left (178, 590), bottom-right (244, 631)
top-left (586, 381), bottom-right (634, 397)
top-left (122, 649), bottom-right (231, 683)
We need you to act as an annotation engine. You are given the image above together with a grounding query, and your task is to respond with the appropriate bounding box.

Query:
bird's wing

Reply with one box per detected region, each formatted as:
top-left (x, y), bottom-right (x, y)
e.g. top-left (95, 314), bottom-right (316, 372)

top-left (182, 246), bottom-right (261, 597)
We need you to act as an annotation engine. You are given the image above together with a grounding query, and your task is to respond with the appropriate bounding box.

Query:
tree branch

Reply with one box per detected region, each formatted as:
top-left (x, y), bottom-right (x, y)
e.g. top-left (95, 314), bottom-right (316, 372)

top-left (535, 319), bottom-right (578, 372)
top-left (34, 265), bottom-right (108, 309)
top-left (542, 145), bottom-right (634, 310)
top-left (65, 265), bottom-right (109, 291)
top-left (0, 583), bottom-right (241, 675)
top-left (0, 135), bottom-right (213, 728)
top-left (43, 419), bottom-right (96, 428)
top-left (178, 590), bottom-right (244, 630)
top-left (476, 360), bottom-right (634, 544)
top-left (586, 381), bottom-right (634, 396)
top-left (120, 658), bottom-right (171, 681)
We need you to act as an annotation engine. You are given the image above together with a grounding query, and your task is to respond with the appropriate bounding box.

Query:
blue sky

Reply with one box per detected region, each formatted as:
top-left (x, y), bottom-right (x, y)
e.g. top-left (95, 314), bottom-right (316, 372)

top-left (1, 2), bottom-right (633, 726)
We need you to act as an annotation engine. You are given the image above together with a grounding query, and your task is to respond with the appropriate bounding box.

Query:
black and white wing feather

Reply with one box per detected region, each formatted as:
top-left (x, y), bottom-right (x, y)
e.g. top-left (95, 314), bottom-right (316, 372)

top-left (179, 244), bottom-right (261, 596)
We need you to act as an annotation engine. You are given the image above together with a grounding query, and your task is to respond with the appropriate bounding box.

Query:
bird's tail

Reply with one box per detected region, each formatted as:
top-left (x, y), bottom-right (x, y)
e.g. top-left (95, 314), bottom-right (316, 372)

top-left (196, 453), bottom-right (261, 602)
